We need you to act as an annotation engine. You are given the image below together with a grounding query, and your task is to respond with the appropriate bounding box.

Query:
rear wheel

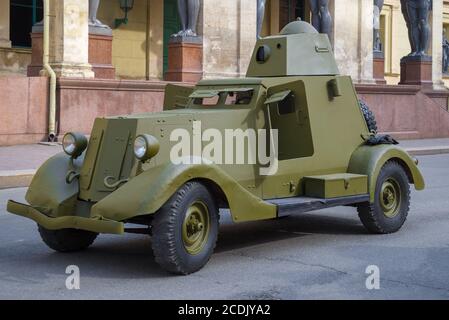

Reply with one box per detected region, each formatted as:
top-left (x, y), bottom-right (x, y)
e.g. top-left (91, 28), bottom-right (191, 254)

top-left (357, 161), bottom-right (410, 234)
top-left (38, 226), bottom-right (98, 252)
top-left (151, 181), bottom-right (219, 275)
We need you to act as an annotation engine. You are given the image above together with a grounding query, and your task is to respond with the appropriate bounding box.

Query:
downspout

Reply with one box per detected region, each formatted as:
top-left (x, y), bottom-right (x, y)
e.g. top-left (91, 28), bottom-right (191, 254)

top-left (42, 0), bottom-right (57, 142)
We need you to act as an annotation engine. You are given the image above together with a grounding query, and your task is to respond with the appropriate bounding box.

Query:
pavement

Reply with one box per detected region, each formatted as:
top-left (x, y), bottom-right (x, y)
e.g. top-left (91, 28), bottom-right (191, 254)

top-left (0, 138), bottom-right (449, 189)
top-left (0, 153), bottom-right (448, 299)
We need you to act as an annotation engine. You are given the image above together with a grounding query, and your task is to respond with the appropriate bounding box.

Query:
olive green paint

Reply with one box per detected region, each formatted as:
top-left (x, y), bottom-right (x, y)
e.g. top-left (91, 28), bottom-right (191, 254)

top-left (348, 145), bottom-right (425, 202)
top-left (7, 21), bottom-right (425, 234)
top-left (304, 173), bottom-right (368, 199)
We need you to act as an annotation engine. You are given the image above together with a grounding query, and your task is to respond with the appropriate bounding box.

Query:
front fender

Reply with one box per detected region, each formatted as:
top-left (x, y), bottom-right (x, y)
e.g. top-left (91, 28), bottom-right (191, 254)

top-left (348, 144), bottom-right (425, 202)
top-left (25, 152), bottom-right (84, 217)
top-left (92, 162), bottom-right (277, 223)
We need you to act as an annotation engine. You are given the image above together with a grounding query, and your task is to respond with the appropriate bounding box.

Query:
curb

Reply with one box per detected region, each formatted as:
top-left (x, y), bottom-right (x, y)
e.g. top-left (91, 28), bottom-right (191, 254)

top-left (0, 170), bottom-right (36, 190)
top-left (405, 147), bottom-right (449, 156)
top-left (1, 146), bottom-right (449, 189)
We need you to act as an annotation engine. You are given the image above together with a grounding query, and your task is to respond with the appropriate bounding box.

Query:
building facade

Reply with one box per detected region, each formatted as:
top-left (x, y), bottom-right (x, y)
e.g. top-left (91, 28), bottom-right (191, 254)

top-left (1, 0), bottom-right (449, 145)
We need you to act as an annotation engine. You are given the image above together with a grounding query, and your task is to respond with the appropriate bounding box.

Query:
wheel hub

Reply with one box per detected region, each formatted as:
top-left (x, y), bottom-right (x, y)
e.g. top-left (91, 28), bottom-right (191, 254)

top-left (380, 178), bottom-right (401, 218)
top-left (182, 201), bottom-right (210, 255)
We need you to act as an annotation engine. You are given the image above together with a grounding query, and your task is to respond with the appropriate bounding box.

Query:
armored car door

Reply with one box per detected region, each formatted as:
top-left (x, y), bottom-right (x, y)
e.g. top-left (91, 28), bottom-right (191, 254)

top-left (260, 80), bottom-right (314, 199)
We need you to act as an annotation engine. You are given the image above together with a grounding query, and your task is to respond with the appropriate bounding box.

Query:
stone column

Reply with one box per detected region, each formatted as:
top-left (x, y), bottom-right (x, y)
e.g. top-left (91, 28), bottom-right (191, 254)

top-left (202, 0), bottom-right (257, 78)
top-left (431, 0), bottom-right (444, 89)
top-left (0, 0), bottom-right (12, 48)
top-left (332, 0), bottom-right (375, 84)
top-left (50, 0), bottom-right (94, 78)
top-left (239, 0), bottom-right (257, 74)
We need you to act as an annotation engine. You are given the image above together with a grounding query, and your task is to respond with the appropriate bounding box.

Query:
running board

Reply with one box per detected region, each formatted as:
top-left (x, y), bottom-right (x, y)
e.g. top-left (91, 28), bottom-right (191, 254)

top-left (266, 194), bottom-right (370, 217)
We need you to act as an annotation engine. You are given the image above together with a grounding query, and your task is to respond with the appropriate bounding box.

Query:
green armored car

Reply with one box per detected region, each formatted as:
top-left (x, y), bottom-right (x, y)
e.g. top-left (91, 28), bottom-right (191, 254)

top-left (7, 21), bottom-right (425, 275)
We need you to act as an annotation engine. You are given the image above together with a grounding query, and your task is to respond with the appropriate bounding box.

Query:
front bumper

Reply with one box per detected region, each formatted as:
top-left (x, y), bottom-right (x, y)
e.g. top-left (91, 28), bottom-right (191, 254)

top-left (7, 200), bottom-right (124, 234)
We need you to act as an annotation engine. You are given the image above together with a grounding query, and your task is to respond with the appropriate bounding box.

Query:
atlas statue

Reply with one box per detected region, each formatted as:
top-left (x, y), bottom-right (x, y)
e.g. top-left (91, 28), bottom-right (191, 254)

top-left (173, 0), bottom-right (200, 37)
top-left (373, 0), bottom-right (385, 53)
top-left (400, 0), bottom-right (432, 57)
top-left (89, 0), bottom-right (108, 28)
top-left (309, 0), bottom-right (332, 40)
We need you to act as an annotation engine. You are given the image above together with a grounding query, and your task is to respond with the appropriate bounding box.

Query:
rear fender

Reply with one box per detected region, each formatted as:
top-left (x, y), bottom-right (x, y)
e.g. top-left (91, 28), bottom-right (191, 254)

top-left (348, 145), bottom-right (425, 202)
top-left (92, 162), bottom-right (277, 223)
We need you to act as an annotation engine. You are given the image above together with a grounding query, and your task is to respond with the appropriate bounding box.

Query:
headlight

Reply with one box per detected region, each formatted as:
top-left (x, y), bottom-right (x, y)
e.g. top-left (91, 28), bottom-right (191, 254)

top-left (134, 134), bottom-right (160, 161)
top-left (62, 132), bottom-right (88, 159)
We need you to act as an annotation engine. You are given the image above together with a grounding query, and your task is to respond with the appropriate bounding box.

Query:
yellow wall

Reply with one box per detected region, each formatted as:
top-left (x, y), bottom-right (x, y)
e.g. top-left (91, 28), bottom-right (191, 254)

top-left (97, 0), bottom-right (163, 80)
top-left (380, 0), bottom-right (409, 85)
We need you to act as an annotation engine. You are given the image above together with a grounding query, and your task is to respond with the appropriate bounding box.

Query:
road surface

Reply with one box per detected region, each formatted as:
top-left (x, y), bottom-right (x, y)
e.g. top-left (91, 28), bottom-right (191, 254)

top-left (0, 154), bottom-right (448, 299)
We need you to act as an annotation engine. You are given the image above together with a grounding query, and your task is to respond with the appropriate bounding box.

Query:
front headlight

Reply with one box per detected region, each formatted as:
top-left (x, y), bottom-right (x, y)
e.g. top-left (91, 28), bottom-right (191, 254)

top-left (62, 132), bottom-right (88, 159)
top-left (134, 134), bottom-right (160, 161)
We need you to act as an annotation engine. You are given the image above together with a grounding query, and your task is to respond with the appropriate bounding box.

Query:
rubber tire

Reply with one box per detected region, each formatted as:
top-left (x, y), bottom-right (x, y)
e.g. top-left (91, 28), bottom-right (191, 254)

top-left (38, 225), bottom-right (98, 252)
top-left (151, 181), bottom-right (219, 275)
top-left (357, 161), bottom-right (411, 234)
top-left (359, 100), bottom-right (378, 134)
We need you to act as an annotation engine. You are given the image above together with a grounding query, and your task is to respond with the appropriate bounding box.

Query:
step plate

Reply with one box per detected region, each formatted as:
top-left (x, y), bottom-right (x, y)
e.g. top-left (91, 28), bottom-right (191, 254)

top-left (267, 194), bottom-right (370, 217)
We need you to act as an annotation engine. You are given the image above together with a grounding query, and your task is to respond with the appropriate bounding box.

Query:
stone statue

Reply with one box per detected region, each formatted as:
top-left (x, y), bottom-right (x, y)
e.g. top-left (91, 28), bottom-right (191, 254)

top-left (173, 0), bottom-right (200, 37)
top-left (308, 0), bottom-right (332, 40)
top-left (373, 0), bottom-right (384, 53)
top-left (400, 0), bottom-right (432, 57)
top-left (443, 32), bottom-right (449, 73)
top-left (89, 0), bottom-right (108, 28)
top-left (257, 0), bottom-right (267, 39)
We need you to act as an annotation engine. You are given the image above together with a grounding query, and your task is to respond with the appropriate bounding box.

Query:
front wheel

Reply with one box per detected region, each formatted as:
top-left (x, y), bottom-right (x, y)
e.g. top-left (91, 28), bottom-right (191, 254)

top-left (151, 181), bottom-right (219, 275)
top-left (38, 226), bottom-right (98, 252)
top-left (357, 161), bottom-right (411, 234)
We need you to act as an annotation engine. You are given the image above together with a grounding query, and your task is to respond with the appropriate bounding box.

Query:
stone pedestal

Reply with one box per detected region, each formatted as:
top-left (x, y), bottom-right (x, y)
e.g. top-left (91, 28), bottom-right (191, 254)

top-left (373, 52), bottom-right (386, 85)
top-left (399, 56), bottom-right (433, 87)
top-left (89, 31), bottom-right (116, 79)
top-left (164, 37), bottom-right (203, 82)
top-left (28, 31), bottom-right (115, 79)
top-left (27, 32), bottom-right (44, 77)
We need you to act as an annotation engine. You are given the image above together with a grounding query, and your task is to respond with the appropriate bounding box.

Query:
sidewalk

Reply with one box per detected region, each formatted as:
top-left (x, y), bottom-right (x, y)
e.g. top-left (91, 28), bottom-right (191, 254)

top-left (1, 138), bottom-right (449, 189)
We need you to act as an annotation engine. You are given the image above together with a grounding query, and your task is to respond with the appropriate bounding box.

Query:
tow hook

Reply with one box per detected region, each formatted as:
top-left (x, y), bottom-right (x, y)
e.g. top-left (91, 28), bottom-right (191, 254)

top-left (65, 170), bottom-right (80, 184)
top-left (104, 176), bottom-right (129, 189)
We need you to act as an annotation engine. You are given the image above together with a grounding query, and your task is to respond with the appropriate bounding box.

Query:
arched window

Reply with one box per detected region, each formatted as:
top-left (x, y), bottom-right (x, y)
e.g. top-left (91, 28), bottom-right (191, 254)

top-left (10, 0), bottom-right (43, 48)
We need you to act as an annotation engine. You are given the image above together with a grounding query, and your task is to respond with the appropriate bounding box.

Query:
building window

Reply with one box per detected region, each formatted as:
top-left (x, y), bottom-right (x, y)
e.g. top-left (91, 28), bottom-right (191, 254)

top-left (279, 0), bottom-right (305, 30)
top-left (10, 0), bottom-right (43, 48)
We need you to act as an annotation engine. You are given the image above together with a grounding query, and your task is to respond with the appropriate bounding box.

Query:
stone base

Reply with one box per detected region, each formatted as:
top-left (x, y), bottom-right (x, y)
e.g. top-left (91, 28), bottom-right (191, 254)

top-left (357, 84), bottom-right (449, 140)
top-left (27, 32), bottom-right (43, 77)
top-left (48, 63), bottom-right (95, 78)
top-left (399, 55), bottom-right (433, 87)
top-left (89, 34), bottom-right (115, 79)
top-left (164, 38), bottom-right (203, 82)
top-left (27, 32), bottom-right (114, 79)
top-left (0, 38), bottom-right (11, 48)
top-left (373, 56), bottom-right (386, 85)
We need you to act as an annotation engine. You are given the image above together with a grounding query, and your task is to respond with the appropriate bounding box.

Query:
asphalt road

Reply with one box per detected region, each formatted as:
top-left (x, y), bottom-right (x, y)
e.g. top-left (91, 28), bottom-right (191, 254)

top-left (1, 154), bottom-right (449, 300)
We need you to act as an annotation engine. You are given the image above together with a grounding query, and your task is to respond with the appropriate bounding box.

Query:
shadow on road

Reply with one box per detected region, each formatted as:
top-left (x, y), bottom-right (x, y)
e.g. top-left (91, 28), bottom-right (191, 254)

top-left (1, 211), bottom-right (367, 279)
top-left (215, 211), bottom-right (367, 253)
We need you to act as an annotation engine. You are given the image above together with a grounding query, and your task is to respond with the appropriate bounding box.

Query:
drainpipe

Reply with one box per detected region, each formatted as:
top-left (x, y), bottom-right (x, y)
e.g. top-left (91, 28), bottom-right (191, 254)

top-left (42, 0), bottom-right (57, 142)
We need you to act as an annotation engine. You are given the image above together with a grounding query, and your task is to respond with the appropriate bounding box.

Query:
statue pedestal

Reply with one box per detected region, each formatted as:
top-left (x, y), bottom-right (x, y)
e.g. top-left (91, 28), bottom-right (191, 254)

top-left (373, 51), bottom-right (386, 85)
top-left (399, 55), bottom-right (432, 87)
top-left (27, 26), bottom-right (115, 79)
top-left (89, 26), bottom-right (115, 79)
top-left (164, 37), bottom-right (203, 82)
top-left (27, 32), bottom-right (43, 77)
